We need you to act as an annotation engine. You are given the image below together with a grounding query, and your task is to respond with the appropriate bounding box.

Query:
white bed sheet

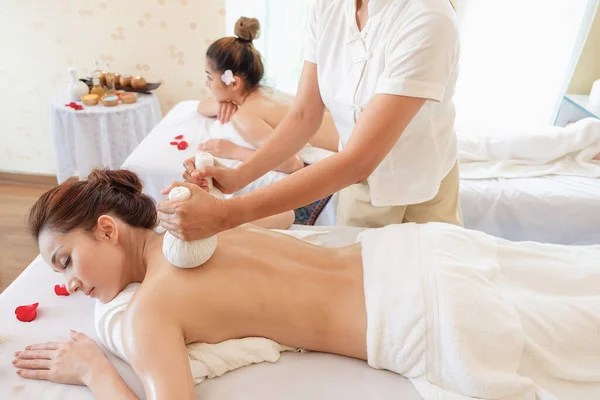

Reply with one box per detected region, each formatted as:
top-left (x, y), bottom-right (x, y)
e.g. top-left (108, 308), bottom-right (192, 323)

top-left (120, 100), bottom-right (336, 226)
top-left (460, 175), bottom-right (600, 245)
top-left (0, 226), bottom-right (422, 400)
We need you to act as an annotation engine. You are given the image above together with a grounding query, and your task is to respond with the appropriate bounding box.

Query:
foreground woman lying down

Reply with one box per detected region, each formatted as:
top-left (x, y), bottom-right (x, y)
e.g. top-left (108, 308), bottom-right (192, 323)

top-left (14, 169), bottom-right (600, 400)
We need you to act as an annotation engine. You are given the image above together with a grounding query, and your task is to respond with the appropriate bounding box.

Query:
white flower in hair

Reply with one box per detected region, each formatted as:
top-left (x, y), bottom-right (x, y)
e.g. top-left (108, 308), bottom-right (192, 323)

top-left (221, 69), bottom-right (235, 85)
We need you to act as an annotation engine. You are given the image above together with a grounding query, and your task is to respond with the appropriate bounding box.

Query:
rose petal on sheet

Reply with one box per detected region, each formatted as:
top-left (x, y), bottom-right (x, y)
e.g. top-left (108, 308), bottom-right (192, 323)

top-left (54, 284), bottom-right (70, 296)
top-left (15, 303), bottom-right (39, 323)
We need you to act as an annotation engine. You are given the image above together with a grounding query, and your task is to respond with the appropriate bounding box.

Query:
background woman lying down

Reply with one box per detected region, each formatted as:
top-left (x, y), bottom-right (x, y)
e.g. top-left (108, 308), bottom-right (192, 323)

top-left (197, 17), bottom-right (339, 174)
top-left (14, 169), bottom-right (600, 400)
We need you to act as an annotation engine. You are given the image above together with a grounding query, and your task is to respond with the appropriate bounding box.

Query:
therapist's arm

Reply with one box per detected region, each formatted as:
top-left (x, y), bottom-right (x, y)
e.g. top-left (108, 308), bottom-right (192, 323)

top-left (226, 93), bottom-right (426, 227)
top-left (235, 61), bottom-right (328, 187)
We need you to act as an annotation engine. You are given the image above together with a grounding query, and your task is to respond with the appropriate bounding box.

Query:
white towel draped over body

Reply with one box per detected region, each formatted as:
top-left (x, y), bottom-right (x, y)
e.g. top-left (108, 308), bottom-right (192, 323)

top-left (94, 230), bottom-right (327, 384)
top-left (458, 118), bottom-right (600, 179)
top-left (359, 223), bottom-right (600, 400)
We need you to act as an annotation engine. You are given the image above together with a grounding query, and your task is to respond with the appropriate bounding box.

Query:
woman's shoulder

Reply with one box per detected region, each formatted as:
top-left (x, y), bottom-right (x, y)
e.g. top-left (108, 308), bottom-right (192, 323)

top-left (243, 86), bottom-right (293, 108)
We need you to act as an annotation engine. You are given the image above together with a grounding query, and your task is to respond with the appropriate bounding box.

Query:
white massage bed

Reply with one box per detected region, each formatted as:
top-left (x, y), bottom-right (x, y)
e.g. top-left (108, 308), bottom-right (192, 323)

top-left (0, 226), bottom-right (422, 400)
top-left (458, 119), bottom-right (600, 245)
top-left (460, 176), bottom-right (600, 245)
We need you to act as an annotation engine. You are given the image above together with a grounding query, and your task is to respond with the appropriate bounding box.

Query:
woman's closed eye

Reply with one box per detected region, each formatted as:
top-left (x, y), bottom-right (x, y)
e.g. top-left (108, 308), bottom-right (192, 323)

top-left (64, 256), bottom-right (72, 269)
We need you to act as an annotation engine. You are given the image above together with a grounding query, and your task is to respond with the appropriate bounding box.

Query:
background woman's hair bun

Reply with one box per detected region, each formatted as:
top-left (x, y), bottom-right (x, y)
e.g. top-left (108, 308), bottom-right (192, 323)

top-left (234, 17), bottom-right (260, 42)
top-left (87, 169), bottom-right (142, 197)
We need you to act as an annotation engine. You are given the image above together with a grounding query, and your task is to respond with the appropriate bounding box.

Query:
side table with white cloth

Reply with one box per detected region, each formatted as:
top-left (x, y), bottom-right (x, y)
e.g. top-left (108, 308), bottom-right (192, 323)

top-left (50, 93), bottom-right (163, 184)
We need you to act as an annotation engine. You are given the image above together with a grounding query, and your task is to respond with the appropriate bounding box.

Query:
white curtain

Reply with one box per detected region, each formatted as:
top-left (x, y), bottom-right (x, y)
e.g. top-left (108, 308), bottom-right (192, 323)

top-left (453, 0), bottom-right (599, 134)
top-left (225, 0), bottom-right (313, 95)
top-left (226, 0), bottom-right (599, 132)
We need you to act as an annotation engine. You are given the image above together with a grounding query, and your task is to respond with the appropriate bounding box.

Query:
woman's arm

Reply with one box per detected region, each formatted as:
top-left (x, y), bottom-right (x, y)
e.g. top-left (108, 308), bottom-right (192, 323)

top-left (199, 98), bottom-right (238, 124)
top-left (235, 62), bottom-right (327, 187)
top-left (230, 109), bottom-right (304, 173)
top-left (122, 302), bottom-right (196, 400)
top-left (200, 138), bottom-right (303, 174)
top-left (157, 94), bottom-right (426, 240)
top-left (226, 93), bottom-right (426, 227)
top-left (13, 330), bottom-right (138, 399)
top-left (197, 97), bottom-right (219, 117)
top-left (85, 360), bottom-right (138, 399)
top-left (251, 210), bottom-right (295, 229)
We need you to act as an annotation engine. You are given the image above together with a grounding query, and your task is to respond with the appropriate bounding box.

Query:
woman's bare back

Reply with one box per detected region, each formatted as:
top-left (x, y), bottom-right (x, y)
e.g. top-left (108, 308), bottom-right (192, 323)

top-left (134, 225), bottom-right (368, 360)
top-left (242, 87), bottom-right (339, 152)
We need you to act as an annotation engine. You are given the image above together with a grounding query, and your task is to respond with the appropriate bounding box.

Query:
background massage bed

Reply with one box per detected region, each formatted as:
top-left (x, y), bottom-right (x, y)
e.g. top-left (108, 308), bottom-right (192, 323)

top-left (0, 226), bottom-right (423, 400)
top-left (458, 119), bottom-right (600, 245)
top-left (460, 175), bottom-right (600, 245)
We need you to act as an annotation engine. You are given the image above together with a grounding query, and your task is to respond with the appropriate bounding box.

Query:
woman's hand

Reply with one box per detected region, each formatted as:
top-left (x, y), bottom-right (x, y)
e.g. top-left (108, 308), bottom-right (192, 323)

top-left (199, 139), bottom-right (243, 160)
top-left (217, 101), bottom-right (238, 124)
top-left (13, 330), bottom-right (111, 386)
top-left (179, 156), bottom-right (245, 195)
top-left (158, 182), bottom-right (233, 240)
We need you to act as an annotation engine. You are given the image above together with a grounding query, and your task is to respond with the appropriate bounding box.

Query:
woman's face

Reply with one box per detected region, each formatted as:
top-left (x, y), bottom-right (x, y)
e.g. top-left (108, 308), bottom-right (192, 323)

top-left (204, 60), bottom-right (235, 102)
top-left (38, 224), bottom-right (126, 304)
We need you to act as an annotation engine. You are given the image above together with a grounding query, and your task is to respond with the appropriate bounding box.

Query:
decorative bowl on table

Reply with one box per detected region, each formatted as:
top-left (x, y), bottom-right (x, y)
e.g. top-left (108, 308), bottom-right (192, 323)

top-left (121, 92), bottom-right (138, 104)
top-left (81, 94), bottom-right (99, 106)
top-left (101, 95), bottom-right (119, 107)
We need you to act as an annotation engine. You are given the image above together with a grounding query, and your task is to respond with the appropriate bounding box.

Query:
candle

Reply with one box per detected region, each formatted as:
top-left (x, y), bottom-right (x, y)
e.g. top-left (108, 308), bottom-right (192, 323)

top-left (131, 76), bottom-right (147, 90)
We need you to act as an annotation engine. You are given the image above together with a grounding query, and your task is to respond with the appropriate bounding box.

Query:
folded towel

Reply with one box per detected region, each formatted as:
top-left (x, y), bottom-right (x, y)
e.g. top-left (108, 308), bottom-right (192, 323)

top-left (95, 229), bottom-right (326, 384)
top-left (458, 118), bottom-right (600, 179)
top-left (358, 223), bottom-right (600, 399)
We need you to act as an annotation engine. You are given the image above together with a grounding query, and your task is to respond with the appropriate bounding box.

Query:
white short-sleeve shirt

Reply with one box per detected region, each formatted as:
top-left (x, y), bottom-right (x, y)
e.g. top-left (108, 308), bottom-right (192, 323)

top-left (305, 0), bottom-right (459, 206)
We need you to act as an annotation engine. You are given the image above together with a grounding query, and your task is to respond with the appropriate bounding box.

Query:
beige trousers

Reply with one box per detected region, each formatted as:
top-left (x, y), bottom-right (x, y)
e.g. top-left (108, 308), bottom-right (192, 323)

top-left (336, 162), bottom-right (463, 228)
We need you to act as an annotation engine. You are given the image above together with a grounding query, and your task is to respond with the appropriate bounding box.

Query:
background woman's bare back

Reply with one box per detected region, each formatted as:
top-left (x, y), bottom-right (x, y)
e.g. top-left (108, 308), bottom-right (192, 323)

top-left (242, 87), bottom-right (339, 152)
top-left (135, 225), bottom-right (367, 360)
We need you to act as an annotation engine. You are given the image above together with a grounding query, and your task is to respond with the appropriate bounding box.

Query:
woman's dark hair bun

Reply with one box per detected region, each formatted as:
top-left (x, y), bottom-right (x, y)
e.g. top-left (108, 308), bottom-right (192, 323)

top-left (234, 17), bottom-right (260, 42)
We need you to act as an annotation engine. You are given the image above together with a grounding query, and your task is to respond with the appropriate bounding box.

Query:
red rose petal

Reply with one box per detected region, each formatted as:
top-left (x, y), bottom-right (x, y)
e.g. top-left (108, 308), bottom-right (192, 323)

top-left (54, 284), bottom-right (70, 296)
top-left (174, 135), bottom-right (184, 140)
top-left (15, 302), bottom-right (39, 322)
top-left (177, 140), bottom-right (189, 150)
top-left (170, 141), bottom-right (179, 146)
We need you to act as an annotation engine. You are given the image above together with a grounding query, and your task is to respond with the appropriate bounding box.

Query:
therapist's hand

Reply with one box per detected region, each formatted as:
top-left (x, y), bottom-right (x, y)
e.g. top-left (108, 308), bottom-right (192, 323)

top-left (180, 156), bottom-right (245, 195)
top-left (13, 330), bottom-right (110, 386)
top-left (157, 181), bottom-right (231, 240)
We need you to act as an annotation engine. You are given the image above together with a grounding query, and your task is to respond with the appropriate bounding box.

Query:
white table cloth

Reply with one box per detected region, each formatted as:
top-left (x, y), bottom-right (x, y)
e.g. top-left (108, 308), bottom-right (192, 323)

top-left (50, 93), bottom-right (162, 184)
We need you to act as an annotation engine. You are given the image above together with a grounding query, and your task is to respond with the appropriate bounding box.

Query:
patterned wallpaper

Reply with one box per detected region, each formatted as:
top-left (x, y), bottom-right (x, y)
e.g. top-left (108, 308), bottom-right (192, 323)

top-left (0, 0), bottom-right (225, 175)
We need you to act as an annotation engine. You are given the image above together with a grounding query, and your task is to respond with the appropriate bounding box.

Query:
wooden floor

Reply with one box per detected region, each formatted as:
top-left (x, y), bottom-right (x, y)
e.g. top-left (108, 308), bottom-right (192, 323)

top-left (0, 183), bottom-right (49, 294)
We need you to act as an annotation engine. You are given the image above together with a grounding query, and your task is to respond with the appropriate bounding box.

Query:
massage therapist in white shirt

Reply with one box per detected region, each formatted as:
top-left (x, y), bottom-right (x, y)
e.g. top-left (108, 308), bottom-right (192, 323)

top-left (157, 0), bottom-right (462, 240)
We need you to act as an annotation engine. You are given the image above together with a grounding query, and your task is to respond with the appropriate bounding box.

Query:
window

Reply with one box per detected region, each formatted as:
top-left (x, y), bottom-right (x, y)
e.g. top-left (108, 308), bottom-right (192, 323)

top-left (225, 0), bottom-right (313, 95)
top-left (453, 0), bottom-right (599, 133)
top-left (226, 0), bottom-right (600, 132)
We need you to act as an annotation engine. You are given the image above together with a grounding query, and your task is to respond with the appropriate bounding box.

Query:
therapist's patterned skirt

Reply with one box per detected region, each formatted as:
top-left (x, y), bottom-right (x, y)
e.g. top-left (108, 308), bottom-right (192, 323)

top-left (293, 195), bottom-right (333, 225)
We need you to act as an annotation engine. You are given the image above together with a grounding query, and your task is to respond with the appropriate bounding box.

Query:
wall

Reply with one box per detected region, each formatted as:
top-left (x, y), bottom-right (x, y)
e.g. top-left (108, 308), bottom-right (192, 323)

top-left (1, 0), bottom-right (599, 175)
top-left (569, 5), bottom-right (600, 94)
top-left (0, 0), bottom-right (225, 175)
